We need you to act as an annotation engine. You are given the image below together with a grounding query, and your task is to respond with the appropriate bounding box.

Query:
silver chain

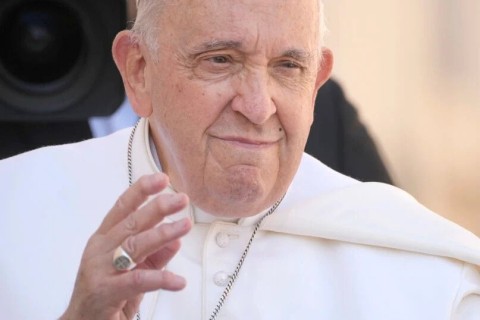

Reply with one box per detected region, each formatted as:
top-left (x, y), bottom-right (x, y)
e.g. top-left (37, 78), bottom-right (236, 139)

top-left (127, 119), bottom-right (140, 187)
top-left (127, 120), bottom-right (284, 320)
top-left (208, 195), bottom-right (284, 320)
top-left (127, 119), bottom-right (141, 320)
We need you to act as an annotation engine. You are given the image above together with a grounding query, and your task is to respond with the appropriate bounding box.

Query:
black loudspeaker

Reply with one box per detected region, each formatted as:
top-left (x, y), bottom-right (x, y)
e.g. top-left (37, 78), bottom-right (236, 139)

top-left (0, 0), bottom-right (126, 121)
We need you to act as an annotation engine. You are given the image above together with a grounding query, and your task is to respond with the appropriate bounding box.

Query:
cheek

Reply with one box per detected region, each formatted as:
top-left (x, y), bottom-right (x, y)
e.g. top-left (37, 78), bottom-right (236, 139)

top-left (174, 82), bottom-right (184, 94)
top-left (278, 96), bottom-right (315, 141)
top-left (152, 78), bottom-right (232, 142)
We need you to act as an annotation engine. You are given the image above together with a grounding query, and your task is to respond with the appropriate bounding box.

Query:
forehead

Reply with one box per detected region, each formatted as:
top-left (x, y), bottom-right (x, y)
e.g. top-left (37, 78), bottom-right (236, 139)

top-left (158, 0), bottom-right (320, 53)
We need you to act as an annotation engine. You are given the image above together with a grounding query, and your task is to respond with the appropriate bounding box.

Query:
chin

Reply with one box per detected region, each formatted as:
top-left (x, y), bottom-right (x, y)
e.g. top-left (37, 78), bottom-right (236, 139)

top-left (209, 178), bottom-right (267, 216)
top-left (198, 165), bottom-right (278, 216)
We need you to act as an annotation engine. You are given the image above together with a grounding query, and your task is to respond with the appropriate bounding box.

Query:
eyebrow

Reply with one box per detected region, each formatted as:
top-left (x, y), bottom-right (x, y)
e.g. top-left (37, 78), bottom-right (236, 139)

top-left (188, 40), bottom-right (313, 62)
top-left (282, 49), bottom-right (313, 63)
top-left (189, 40), bottom-right (243, 55)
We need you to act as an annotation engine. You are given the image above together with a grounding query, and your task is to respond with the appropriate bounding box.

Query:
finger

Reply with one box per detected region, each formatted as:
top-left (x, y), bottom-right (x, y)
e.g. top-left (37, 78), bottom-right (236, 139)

top-left (143, 239), bottom-right (182, 270)
top-left (124, 218), bottom-right (191, 266)
top-left (111, 269), bottom-right (187, 302)
top-left (97, 173), bottom-right (169, 234)
top-left (106, 192), bottom-right (189, 247)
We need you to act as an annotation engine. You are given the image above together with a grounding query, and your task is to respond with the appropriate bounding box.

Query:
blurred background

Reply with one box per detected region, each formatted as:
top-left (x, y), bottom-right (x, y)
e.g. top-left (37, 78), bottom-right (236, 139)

top-left (0, 0), bottom-right (478, 236)
top-left (324, 0), bottom-right (480, 235)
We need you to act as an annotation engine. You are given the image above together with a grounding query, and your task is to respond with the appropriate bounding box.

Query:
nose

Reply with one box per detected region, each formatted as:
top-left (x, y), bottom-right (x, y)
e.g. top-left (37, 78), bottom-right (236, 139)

top-left (231, 70), bottom-right (276, 125)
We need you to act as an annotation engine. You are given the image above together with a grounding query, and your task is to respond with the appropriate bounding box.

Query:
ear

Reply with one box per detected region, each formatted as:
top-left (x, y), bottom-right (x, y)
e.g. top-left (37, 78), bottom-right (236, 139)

top-left (312, 48), bottom-right (334, 104)
top-left (112, 30), bottom-right (153, 117)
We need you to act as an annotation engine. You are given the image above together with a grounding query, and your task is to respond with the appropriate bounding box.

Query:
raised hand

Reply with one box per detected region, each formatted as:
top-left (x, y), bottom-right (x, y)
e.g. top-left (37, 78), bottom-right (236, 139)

top-left (60, 173), bottom-right (192, 320)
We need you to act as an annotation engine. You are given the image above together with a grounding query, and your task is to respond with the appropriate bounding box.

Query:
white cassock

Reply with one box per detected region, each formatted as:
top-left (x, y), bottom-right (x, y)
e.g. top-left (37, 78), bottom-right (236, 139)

top-left (0, 118), bottom-right (479, 320)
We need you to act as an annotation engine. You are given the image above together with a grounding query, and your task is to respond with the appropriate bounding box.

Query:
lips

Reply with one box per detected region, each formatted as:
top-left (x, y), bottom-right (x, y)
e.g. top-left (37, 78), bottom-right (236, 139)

top-left (213, 135), bottom-right (278, 149)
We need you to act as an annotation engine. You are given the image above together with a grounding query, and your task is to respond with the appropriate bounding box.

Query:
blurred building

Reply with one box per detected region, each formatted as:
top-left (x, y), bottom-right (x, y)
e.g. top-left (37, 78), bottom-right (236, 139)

top-left (324, 0), bottom-right (480, 235)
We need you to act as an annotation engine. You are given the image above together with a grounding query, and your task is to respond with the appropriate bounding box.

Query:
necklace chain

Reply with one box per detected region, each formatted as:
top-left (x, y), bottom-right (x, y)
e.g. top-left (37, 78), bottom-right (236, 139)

top-left (127, 120), bottom-right (284, 320)
top-left (127, 119), bottom-right (139, 187)
top-left (208, 195), bottom-right (284, 320)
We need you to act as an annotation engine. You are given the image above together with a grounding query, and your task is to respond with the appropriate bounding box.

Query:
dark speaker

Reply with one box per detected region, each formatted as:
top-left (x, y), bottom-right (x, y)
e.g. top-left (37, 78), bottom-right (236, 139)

top-left (0, 0), bottom-right (126, 121)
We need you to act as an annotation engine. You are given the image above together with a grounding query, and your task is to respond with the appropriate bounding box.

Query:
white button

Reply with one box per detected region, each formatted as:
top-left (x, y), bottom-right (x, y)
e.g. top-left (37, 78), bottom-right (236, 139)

top-left (213, 271), bottom-right (230, 286)
top-left (215, 232), bottom-right (230, 248)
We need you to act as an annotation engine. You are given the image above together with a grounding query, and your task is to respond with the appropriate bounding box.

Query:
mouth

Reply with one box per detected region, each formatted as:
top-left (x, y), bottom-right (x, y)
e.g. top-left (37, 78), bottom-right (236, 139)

top-left (213, 135), bottom-right (278, 149)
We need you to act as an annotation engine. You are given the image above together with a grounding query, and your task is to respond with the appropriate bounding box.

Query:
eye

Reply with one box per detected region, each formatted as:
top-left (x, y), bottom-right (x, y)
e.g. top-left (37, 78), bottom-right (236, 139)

top-left (193, 53), bottom-right (239, 80)
top-left (208, 55), bottom-right (230, 64)
top-left (273, 60), bottom-right (304, 79)
top-left (280, 60), bottom-right (302, 69)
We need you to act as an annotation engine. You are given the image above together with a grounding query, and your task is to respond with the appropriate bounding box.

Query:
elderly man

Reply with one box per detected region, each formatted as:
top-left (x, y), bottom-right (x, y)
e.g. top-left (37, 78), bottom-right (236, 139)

top-left (0, 0), bottom-right (479, 319)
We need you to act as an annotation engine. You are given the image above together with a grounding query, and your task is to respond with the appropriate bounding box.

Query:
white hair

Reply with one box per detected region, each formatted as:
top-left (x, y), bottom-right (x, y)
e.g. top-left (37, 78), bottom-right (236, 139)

top-left (130, 0), bottom-right (165, 52)
top-left (132, 0), bottom-right (327, 56)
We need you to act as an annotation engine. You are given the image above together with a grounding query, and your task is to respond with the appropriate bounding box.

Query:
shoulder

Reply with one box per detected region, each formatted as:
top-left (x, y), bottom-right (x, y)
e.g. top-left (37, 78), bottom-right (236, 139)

top-left (269, 157), bottom-right (480, 267)
top-left (0, 127), bottom-right (131, 186)
top-left (288, 152), bottom-right (359, 199)
top-left (0, 127), bottom-right (134, 318)
top-left (0, 127), bottom-right (132, 218)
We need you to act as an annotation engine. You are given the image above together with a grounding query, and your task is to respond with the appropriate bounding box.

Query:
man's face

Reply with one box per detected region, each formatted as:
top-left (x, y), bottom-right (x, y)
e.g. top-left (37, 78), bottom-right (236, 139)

top-left (142, 0), bottom-right (330, 217)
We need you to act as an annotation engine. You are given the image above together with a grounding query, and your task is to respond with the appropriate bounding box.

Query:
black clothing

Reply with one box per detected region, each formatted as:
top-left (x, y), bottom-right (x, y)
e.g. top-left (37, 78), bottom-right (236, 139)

top-left (305, 80), bottom-right (393, 184)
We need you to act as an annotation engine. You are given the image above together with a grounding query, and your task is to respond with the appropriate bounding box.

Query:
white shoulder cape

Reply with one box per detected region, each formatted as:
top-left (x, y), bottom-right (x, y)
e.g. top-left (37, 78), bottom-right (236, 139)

top-left (263, 182), bottom-right (480, 266)
top-left (0, 117), bottom-right (479, 319)
top-left (127, 118), bottom-right (480, 266)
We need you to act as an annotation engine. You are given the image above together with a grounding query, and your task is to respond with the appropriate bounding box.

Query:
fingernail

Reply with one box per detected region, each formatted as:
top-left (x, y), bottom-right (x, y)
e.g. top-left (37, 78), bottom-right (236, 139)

top-left (171, 193), bottom-right (189, 208)
top-left (173, 218), bottom-right (191, 231)
top-left (152, 173), bottom-right (168, 184)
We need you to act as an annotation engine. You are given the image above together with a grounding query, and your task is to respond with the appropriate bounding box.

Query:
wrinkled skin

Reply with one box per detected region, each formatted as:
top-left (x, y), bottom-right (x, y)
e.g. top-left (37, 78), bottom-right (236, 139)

top-left (60, 0), bottom-right (332, 319)
top-left (60, 174), bottom-right (192, 319)
top-left (122, 0), bottom-right (333, 217)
